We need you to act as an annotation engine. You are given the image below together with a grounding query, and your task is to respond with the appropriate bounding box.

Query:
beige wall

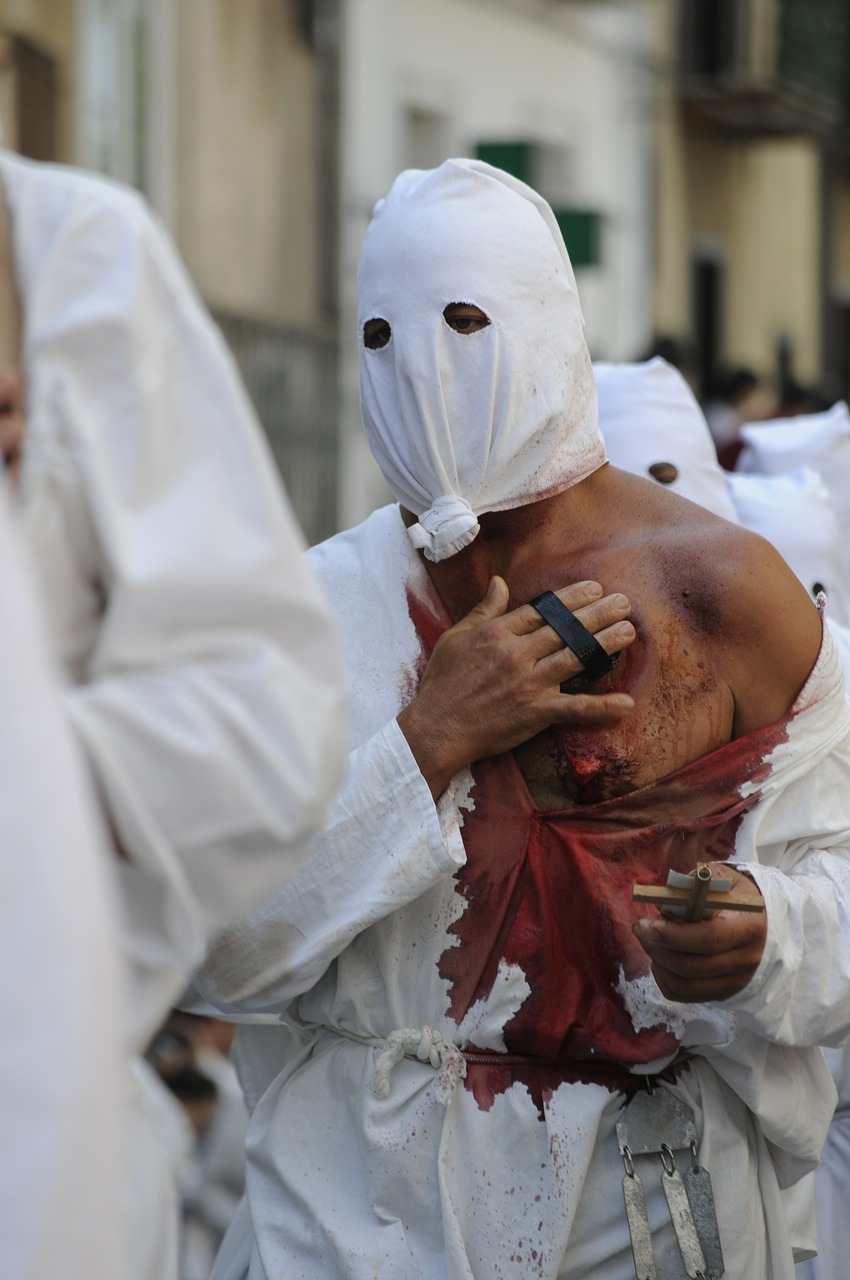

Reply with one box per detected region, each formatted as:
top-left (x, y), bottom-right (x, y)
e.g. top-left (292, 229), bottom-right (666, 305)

top-left (685, 134), bottom-right (820, 378)
top-left (833, 168), bottom-right (850, 296)
top-left (651, 102), bottom-right (690, 337)
top-left (174, 0), bottom-right (325, 328)
top-left (724, 139), bottom-right (821, 380)
top-left (648, 0), bottom-right (688, 335)
top-left (0, 0), bottom-right (329, 327)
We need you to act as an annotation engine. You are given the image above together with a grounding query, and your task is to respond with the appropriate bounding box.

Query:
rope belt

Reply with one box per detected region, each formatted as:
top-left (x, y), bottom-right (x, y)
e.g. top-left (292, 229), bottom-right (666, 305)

top-left (325, 1023), bottom-right (684, 1105)
top-left (372, 1027), bottom-right (467, 1104)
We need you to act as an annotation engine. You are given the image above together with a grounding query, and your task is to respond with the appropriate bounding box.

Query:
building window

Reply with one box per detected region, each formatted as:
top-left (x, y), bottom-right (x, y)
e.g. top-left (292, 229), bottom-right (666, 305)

top-left (77, 0), bottom-right (149, 190)
top-left (681, 0), bottom-right (739, 80)
top-left (12, 36), bottom-right (58, 161)
top-left (404, 108), bottom-right (449, 171)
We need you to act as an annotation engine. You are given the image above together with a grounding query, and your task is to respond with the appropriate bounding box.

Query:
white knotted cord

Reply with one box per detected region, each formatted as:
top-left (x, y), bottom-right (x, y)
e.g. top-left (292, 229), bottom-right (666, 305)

top-left (371, 1026), bottom-right (467, 1104)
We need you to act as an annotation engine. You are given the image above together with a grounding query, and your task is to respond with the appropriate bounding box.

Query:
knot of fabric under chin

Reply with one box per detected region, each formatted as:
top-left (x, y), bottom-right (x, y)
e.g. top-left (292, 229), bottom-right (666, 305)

top-left (406, 495), bottom-right (481, 562)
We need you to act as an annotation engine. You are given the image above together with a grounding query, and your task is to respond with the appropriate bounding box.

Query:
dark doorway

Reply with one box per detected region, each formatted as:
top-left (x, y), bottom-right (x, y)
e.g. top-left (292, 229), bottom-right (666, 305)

top-left (692, 254), bottom-right (723, 399)
top-left (13, 37), bottom-right (59, 162)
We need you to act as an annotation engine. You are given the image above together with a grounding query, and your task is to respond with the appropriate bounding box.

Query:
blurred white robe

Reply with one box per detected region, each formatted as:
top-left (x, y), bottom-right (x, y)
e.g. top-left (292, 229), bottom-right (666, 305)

top-left (0, 148), bottom-right (346, 1279)
top-left (0, 146), bottom-right (345, 1047)
top-left (0, 487), bottom-right (125, 1280)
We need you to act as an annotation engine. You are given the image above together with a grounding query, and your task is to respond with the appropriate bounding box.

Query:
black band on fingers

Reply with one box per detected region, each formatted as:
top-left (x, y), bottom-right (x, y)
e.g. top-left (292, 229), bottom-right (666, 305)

top-left (529, 591), bottom-right (615, 682)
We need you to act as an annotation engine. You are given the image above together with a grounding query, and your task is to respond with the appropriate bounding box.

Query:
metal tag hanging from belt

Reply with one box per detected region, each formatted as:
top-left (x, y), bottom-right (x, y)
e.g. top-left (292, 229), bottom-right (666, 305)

top-left (616, 1084), bottom-right (725, 1279)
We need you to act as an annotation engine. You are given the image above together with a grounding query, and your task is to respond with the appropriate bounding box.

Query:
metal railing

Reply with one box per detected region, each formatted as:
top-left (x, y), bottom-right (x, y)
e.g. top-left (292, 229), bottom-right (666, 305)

top-left (680, 0), bottom-right (850, 126)
top-left (778, 0), bottom-right (850, 116)
top-left (215, 311), bottom-right (339, 547)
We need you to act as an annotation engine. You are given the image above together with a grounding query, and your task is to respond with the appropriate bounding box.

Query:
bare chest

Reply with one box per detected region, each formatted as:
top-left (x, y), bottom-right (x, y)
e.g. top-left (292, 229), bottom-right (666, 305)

top-left (513, 606), bottom-right (735, 808)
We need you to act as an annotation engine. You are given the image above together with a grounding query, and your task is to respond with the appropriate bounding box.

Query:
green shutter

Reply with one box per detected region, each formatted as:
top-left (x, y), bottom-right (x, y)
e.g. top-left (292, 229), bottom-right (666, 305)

top-left (474, 141), bottom-right (534, 186)
top-left (553, 209), bottom-right (602, 268)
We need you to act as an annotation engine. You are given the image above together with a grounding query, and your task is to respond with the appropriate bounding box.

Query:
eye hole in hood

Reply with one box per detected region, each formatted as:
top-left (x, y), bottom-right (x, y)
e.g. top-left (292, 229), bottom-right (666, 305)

top-left (648, 461), bottom-right (678, 485)
top-left (443, 303), bottom-right (490, 335)
top-left (363, 318), bottom-right (391, 350)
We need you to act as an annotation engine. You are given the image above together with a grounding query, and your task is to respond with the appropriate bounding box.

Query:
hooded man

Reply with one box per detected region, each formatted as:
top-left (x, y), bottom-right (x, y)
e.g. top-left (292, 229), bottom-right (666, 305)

top-left (198, 160), bottom-right (850, 1280)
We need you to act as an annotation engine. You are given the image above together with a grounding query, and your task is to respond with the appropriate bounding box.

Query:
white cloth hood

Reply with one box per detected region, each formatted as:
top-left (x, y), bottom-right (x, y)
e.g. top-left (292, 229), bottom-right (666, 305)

top-left (593, 356), bottom-right (740, 523)
top-left (357, 158), bottom-right (605, 561)
top-left (726, 468), bottom-right (850, 627)
top-left (736, 401), bottom-right (850, 590)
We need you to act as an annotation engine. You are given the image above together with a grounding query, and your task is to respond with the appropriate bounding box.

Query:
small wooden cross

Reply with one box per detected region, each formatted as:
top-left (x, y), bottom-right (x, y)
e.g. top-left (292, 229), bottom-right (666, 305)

top-left (632, 863), bottom-right (765, 923)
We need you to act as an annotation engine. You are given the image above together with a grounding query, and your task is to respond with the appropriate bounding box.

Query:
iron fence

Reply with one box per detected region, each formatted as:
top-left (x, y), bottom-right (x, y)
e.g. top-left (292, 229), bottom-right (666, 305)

top-left (215, 311), bottom-right (339, 547)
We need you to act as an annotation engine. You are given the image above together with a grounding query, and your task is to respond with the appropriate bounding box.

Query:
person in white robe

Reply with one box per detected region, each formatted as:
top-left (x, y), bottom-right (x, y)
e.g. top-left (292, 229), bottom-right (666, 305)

top-left (592, 356), bottom-right (741, 524)
top-left (0, 148), bottom-right (346, 1279)
top-left (589, 356), bottom-right (850, 1277)
top-left (0, 485), bottom-right (125, 1280)
top-left (197, 160), bottom-right (850, 1280)
top-left (735, 401), bottom-right (850, 596)
top-left (693, 396), bottom-right (850, 1280)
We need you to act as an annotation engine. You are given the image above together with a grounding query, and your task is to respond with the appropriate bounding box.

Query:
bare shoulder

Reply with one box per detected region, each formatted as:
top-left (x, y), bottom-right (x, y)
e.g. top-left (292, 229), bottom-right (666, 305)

top-left (607, 472), bottom-right (822, 735)
top-left (700, 519), bottom-right (821, 732)
top-left (654, 499), bottom-right (820, 734)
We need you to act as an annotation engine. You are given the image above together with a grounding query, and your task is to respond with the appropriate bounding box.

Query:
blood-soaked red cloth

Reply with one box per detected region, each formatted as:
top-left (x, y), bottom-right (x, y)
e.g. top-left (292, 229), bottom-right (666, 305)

top-left (438, 715), bottom-right (789, 1104)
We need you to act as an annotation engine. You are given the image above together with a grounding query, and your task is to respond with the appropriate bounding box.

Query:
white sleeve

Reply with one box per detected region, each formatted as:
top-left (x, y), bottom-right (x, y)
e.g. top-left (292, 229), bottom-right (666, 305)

top-left (725, 848), bottom-right (850, 1048)
top-left (0, 488), bottom-right (126, 1280)
top-left (195, 718), bottom-right (466, 1017)
top-left (705, 654), bottom-right (850, 1051)
top-left (18, 177), bottom-right (346, 1043)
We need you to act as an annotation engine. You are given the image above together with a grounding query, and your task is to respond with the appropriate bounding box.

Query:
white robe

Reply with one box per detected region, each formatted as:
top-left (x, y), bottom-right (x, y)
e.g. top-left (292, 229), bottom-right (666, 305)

top-left (0, 147), bottom-right (346, 1047)
top-left (0, 487), bottom-right (125, 1280)
top-left (199, 504), bottom-right (850, 1280)
top-left (0, 149), bottom-right (346, 1278)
